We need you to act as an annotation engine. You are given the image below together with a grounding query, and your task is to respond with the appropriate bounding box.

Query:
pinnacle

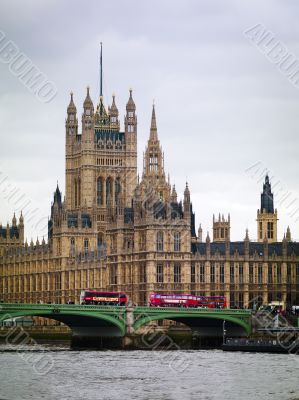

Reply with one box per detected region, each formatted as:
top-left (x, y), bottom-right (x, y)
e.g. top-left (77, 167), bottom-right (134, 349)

top-left (149, 104), bottom-right (158, 141)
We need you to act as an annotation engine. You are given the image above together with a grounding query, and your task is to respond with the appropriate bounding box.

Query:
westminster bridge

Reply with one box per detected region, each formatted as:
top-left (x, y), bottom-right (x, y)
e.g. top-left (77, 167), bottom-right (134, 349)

top-left (0, 303), bottom-right (252, 344)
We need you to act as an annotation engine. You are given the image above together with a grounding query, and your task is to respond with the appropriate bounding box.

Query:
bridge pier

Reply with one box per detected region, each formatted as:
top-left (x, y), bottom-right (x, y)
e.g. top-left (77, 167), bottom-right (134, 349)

top-left (125, 305), bottom-right (135, 335)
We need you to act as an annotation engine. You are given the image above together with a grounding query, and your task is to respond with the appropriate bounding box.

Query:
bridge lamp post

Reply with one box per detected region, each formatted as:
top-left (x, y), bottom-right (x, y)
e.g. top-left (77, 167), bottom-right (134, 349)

top-left (222, 320), bottom-right (227, 345)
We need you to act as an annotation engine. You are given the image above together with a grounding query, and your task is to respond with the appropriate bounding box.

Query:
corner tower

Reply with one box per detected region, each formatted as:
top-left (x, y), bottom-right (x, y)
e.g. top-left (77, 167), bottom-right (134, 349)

top-left (213, 213), bottom-right (230, 242)
top-left (257, 175), bottom-right (278, 242)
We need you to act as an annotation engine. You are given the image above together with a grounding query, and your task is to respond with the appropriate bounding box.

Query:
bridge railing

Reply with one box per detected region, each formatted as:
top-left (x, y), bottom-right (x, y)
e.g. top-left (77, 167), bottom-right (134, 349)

top-left (0, 303), bottom-right (126, 312)
top-left (135, 306), bottom-right (252, 314)
top-left (0, 303), bottom-right (252, 315)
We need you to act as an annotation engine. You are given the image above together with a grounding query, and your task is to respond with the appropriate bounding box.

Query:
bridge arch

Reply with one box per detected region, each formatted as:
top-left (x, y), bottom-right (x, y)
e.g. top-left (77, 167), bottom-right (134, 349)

top-left (0, 309), bottom-right (126, 337)
top-left (134, 311), bottom-right (251, 337)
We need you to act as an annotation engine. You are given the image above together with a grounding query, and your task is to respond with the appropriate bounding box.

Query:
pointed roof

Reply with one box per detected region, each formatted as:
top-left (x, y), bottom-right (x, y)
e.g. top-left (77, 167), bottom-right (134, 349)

top-left (261, 174), bottom-right (274, 213)
top-left (184, 182), bottom-right (190, 198)
top-left (110, 94), bottom-right (118, 116)
top-left (83, 86), bottom-right (93, 109)
top-left (286, 226), bottom-right (291, 241)
top-left (171, 184), bottom-right (177, 202)
top-left (150, 104), bottom-right (158, 141)
top-left (245, 228), bottom-right (250, 241)
top-left (126, 89), bottom-right (136, 111)
top-left (67, 92), bottom-right (76, 113)
top-left (54, 183), bottom-right (62, 205)
top-left (206, 231), bottom-right (210, 243)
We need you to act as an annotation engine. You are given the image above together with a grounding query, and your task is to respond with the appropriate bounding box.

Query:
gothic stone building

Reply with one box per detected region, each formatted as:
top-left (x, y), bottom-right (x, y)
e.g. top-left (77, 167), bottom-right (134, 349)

top-left (0, 88), bottom-right (299, 308)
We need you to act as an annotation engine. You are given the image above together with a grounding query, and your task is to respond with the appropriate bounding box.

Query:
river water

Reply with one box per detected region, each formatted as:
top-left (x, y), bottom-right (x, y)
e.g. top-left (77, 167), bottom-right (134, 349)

top-left (0, 345), bottom-right (298, 400)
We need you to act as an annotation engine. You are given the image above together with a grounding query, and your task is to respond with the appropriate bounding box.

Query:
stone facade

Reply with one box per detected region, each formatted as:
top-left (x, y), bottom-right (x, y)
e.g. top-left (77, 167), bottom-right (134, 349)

top-left (0, 85), bottom-right (299, 309)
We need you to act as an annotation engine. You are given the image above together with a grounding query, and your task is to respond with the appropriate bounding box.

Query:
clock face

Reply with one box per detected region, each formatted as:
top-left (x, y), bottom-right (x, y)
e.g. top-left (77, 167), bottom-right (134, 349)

top-left (86, 109), bottom-right (90, 116)
top-left (70, 114), bottom-right (74, 121)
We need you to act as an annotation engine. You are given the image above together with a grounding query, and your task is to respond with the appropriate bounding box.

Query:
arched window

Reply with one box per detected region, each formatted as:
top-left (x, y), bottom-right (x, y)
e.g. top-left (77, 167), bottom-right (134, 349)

top-left (84, 238), bottom-right (89, 256)
top-left (174, 232), bottom-right (181, 252)
top-left (97, 177), bottom-right (103, 206)
top-left (115, 177), bottom-right (121, 203)
top-left (97, 233), bottom-right (106, 259)
top-left (74, 178), bottom-right (77, 207)
top-left (74, 177), bottom-right (81, 207)
top-left (156, 264), bottom-right (163, 283)
top-left (78, 177), bottom-right (81, 206)
top-left (106, 177), bottom-right (112, 205)
top-left (70, 238), bottom-right (75, 257)
top-left (156, 232), bottom-right (164, 252)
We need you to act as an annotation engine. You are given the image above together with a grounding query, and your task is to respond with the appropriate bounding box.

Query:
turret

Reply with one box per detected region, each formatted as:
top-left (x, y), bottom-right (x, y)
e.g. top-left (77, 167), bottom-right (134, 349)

top-left (82, 86), bottom-right (94, 131)
top-left (66, 92), bottom-right (78, 136)
top-left (109, 94), bottom-right (119, 129)
top-left (198, 224), bottom-right (203, 242)
top-left (257, 174), bottom-right (278, 243)
top-left (12, 212), bottom-right (17, 227)
top-left (19, 211), bottom-right (24, 227)
top-left (286, 226), bottom-right (292, 242)
top-left (19, 211), bottom-right (24, 243)
top-left (213, 213), bottom-right (230, 242)
top-left (126, 88), bottom-right (136, 113)
top-left (183, 182), bottom-right (191, 218)
top-left (125, 89), bottom-right (137, 135)
top-left (171, 185), bottom-right (177, 203)
top-left (206, 231), bottom-right (211, 256)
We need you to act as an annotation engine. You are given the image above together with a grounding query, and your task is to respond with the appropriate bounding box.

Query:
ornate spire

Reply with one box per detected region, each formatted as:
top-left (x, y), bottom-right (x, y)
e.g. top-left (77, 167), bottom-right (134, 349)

top-left (286, 226), bottom-right (291, 242)
top-left (12, 212), bottom-right (17, 227)
top-left (206, 231), bottom-right (210, 243)
top-left (19, 211), bottom-right (24, 225)
top-left (245, 228), bottom-right (249, 241)
top-left (150, 104), bottom-right (158, 141)
top-left (184, 182), bottom-right (190, 202)
top-left (171, 185), bottom-right (177, 202)
top-left (54, 183), bottom-right (62, 205)
top-left (198, 224), bottom-right (203, 242)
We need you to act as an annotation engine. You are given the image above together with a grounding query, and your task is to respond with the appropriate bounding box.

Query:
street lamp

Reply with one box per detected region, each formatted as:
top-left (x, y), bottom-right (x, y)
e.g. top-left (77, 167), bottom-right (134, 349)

top-left (223, 320), bottom-right (227, 345)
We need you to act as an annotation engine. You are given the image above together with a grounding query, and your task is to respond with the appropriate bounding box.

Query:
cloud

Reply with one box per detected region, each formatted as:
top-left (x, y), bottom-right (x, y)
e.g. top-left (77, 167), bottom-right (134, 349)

top-left (0, 0), bottom-right (298, 241)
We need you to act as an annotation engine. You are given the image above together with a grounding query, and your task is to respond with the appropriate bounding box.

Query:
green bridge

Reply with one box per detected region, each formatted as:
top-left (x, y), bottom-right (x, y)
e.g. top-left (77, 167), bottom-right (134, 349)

top-left (0, 303), bottom-right (252, 340)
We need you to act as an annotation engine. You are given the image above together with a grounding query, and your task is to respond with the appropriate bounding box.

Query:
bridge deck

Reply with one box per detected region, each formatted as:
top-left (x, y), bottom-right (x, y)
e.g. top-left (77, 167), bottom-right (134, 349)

top-left (0, 303), bottom-right (252, 315)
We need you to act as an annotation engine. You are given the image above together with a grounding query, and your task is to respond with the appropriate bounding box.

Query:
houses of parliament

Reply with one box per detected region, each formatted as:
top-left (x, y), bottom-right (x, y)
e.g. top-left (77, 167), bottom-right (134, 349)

top-left (0, 69), bottom-right (299, 309)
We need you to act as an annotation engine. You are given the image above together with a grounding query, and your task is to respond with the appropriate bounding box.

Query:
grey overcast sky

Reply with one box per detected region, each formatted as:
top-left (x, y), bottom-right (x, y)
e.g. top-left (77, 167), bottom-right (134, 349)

top-left (0, 0), bottom-right (299, 241)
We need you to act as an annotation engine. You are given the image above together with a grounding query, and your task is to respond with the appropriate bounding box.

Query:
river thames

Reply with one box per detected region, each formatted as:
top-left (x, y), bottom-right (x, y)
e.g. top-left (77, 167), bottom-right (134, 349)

top-left (0, 346), bottom-right (298, 400)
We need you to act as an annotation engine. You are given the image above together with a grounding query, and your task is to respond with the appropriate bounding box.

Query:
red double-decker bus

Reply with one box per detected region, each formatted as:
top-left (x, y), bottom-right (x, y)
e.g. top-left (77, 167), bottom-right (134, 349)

top-left (149, 293), bottom-right (198, 308)
top-left (149, 293), bottom-right (227, 308)
top-left (80, 290), bottom-right (128, 306)
top-left (196, 295), bottom-right (227, 309)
